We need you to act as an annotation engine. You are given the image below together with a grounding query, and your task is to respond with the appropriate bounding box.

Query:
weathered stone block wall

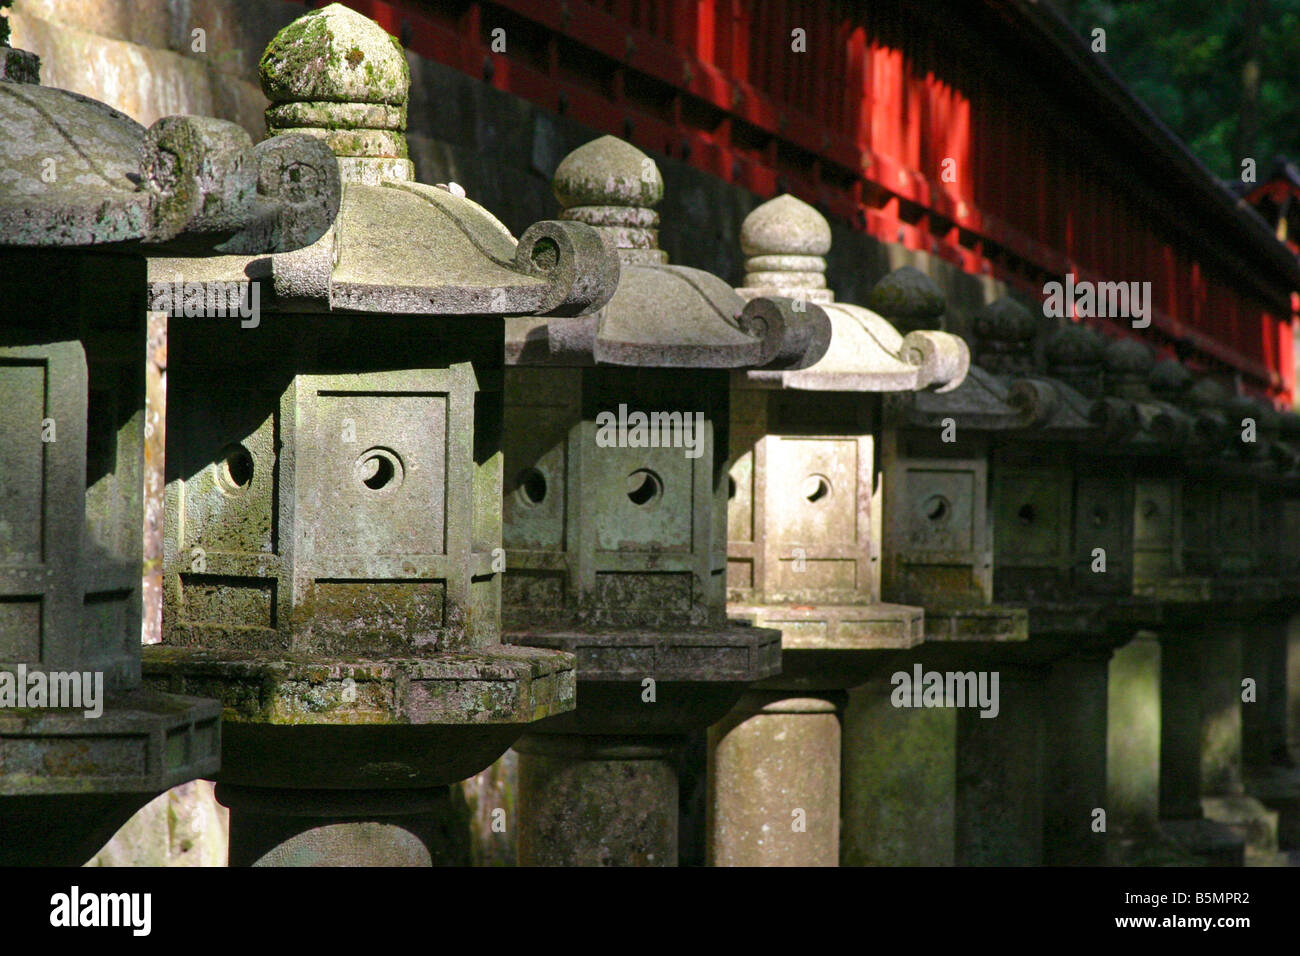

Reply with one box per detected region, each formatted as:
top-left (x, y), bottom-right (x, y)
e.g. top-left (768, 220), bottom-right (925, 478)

top-left (22, 0), bottom-right (1010, 866)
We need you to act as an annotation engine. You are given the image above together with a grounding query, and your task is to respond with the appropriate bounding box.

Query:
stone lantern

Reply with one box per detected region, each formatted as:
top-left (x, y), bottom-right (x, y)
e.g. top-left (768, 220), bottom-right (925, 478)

top-left (976, 317), bottom-right (1161, 865)
top-left (1081, 345), bottom-right (1202, 860)
top-left (1095, 360), bottom-right (1278, 863)
top-left (1247, 410), bottom-right (1300, 850)
top-left (500, 139), bottom-right (831, 866)
top-left (707, 196), bottom-right (969, 866)
top-left (1172, 385), bottom-right (1282, 861)
top-left (141, 4), bottom-right (619, 866)
top-left (0, 38), bottom-right (340, 863)
top-left (842, 286), bottom-right (1036, 866)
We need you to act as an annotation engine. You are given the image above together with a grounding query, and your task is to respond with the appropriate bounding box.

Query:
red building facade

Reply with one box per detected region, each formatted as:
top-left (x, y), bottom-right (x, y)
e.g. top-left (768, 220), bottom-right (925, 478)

top-left (312, 0), bottom-right (1300, 402)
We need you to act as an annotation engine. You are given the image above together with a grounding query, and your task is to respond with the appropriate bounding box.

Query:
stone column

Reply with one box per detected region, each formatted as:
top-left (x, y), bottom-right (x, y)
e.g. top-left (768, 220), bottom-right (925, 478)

top-left (842, 672), bottom-right (956, 866)
top-left (1042, 647), bottom-right (1112, 865)
top-left (515, 735), bottom-right (680, 866)
top-left (1158, 626), bottom-right (1245, 864)
top-left (841, 646), bottom-right (1043, 866)
top-left (1107, 631), bottom-right (1162, 837)
top-left (707, 691), bottom-right (846, 866)
top-left (954, 662), bottom-right (1044, 866)
top-left (1199, 622), bottom-right (1279, 856)
top-left (220, 786), bottom-right (468, 867)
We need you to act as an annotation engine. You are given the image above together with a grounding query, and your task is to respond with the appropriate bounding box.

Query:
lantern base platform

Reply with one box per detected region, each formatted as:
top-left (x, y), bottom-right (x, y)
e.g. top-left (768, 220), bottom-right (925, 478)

top-left (0, 688), bottom-right (221, 865)
top-left (506, 624), bottom-right (780, 865)
top-left (1161, 817), bottom-right (1246, 866)
top-left (728, 600), bottom-right (923, 691)
top-left (1247, 765), bottom-right (1300, 851)
top-left (730, 600), bottom-right (924, 651)
top-left (917, 604), bottom-right (1029, 644)
top-left (1136, 576), bottom-right (1279, 609)
top-left (142, 644), bottom-right (576, 788)
top-left (505, 622), bottom-right (781, 735)
top-left (1202, 794), bottom-right (1279, 857)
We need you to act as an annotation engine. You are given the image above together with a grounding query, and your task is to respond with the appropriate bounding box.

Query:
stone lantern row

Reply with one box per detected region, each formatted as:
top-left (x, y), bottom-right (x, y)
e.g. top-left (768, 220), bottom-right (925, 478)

top-left (5, 3), bottom-right (1298, 867)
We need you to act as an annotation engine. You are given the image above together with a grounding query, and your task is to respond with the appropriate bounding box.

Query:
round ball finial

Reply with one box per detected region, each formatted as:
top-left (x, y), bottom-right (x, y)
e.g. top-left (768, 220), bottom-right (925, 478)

top-left (1186, 376), bottom-right (1228, 410)
top-left (865, 266), bottom-right (945, 332)
top-left (553, 135), bottom-right (663, 209)
top-left (260, 4), bottom-right (410, 160)
top-left (553, 136), bottom-right (664, 256)
top-left (972, 296), bottom-right (1037, 374)
top-left (740, 195), bottom-right (831, 257)
top-left (1045, 324), bottom-right (1102, 368)
top-left (1149, 357), bottom-right (1192, 400)
top-left (1101, 338), bottom-right (1155, 399)
top-left (1044, 323), bottom-right (1104, 395)
top-left (737, 195), bottom-right (832, 301)
top-left (1103, 338), bottom-right (1155, 376)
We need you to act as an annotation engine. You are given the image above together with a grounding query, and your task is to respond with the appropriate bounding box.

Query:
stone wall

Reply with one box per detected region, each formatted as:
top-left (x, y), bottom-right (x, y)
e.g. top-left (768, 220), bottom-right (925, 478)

top-left (18, 0), bottom-right (1010, 866)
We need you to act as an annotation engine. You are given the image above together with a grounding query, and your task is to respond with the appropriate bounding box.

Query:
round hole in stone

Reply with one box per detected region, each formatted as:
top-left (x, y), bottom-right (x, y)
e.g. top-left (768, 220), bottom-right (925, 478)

top-left (802, 474), bottom-right (831, 503)
top-left (1091, 505), bottom-right (1108, 527)
top-left (1018, 503), bottom-right (1036, 526)
top-left (354, 448), bottom-right (404, 492)
top-left (1142, 500), bottom-right (1160, 520)
top-left (517, 467), bottom-right (547, 506)
top-left (530, 237), bottom-right (560, 272)
top-left (627, 468), bottom-right (663, 506)
top-left (924, 494), bottom-right (950, 522)
top-left (217, 444), bottom-right (254, 493)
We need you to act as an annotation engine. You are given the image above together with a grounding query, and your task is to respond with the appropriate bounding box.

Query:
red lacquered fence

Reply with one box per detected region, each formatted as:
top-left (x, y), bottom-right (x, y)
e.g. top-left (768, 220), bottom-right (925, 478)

top-left (305, 0), bottom-right (1296, 403)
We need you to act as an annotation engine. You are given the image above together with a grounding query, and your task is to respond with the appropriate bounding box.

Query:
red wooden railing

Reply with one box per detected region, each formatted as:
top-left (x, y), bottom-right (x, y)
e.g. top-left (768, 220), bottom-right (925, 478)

top-left (304, 0), bottom-right (1296, 402)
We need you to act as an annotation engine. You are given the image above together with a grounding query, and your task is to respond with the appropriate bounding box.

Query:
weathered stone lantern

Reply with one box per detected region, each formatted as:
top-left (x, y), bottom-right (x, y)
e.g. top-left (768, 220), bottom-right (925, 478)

top-left (141, 4), bottom-right (618, 866)
top-left (0, 36), bottom-right (340, 863)
top-left (842, 286), bottom-right (1036, 866)
top-left (1081, 345), bottom-right (1204, 861)
top-left (1247, 410), bottom-right (1300, 850)
top-left (707, 196), bottom-right (969, 866)
top-left (1097, 359), bottom-right (1276, 863)
top-left (976, 317), bottom-right (1158, 865)
top-left (501, 139), bottom-right (830, 866)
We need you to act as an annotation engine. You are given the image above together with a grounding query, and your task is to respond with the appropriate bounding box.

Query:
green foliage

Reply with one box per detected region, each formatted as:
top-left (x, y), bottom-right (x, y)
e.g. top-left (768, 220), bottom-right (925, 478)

top-left (1055, 0), bottom-right (1300, 178)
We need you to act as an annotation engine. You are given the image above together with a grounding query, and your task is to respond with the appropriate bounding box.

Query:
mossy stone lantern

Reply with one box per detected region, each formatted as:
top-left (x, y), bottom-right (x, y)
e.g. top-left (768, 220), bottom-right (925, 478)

top-left (0, 39), bottom-right (340, 864)
top-left (501, 138), bottom-right (830, 866)
top-left (141, 5), bottom-right (619, 866)
top-left (844, 282), bottom-right (1042, 866)
top-left (708, 196), bottom-right (970, 866)
top-left (976, 314), bottom-right (1158, 866)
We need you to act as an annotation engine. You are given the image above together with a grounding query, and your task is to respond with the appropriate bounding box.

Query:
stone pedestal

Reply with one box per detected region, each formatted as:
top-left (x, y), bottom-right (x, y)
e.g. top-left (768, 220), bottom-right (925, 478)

top-left (841, 633), bottom-right (1046, 866)
top-left (1107, 632), bottom-right (1162, 837)
top-left (1158, 626), bottom-right (1245, 865)
top-left (1043, 647), bottom-right (1112, 865)
top-left (516, 735), bottom-right (679, 866)
top-left (507, 628), bottom-right (782, 866)
top-left (1198, 623), bottom-right (1280, 857)
top-left (708, 690), bottom-right (846, 866)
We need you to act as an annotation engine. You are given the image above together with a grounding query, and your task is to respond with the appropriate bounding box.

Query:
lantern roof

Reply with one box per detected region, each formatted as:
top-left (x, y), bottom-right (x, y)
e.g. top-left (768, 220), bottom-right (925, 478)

top-left (0, 46), bottom-right (339, 255)
top-left (733, 196), bottom-right (969, 391)
top-left (149, 5), bottom-right (618, 319)
top-left (507, 139), bottom-right (830, 368)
